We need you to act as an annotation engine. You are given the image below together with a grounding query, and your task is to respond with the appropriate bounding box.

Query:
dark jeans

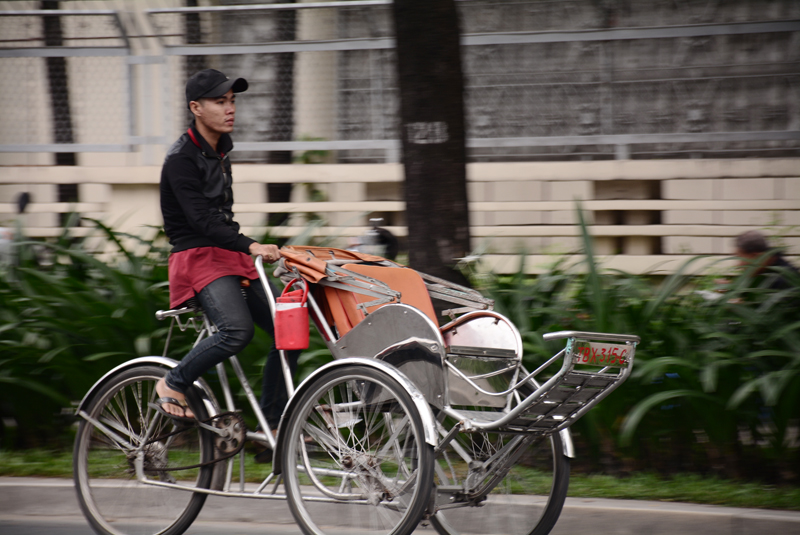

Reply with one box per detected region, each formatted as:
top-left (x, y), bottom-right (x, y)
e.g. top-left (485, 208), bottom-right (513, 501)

top-left (164, 275), bottom-right (301, 428)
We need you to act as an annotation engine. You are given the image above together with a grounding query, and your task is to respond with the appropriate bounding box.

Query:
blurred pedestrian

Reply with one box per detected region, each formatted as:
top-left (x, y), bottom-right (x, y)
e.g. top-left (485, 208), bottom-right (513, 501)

top-left (347, 218), bottom-right (400, 260)
top-left (733, 230), bottom-right (798, 290)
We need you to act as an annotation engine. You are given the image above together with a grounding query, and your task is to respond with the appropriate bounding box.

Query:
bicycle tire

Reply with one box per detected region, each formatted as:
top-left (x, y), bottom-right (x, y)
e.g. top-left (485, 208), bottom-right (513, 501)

top-left (73, 364), bottom-right (215, 535)
top-left (430, 428), bottom-right (570, 535)
top-left (282, 365), bottom-right (435, 535)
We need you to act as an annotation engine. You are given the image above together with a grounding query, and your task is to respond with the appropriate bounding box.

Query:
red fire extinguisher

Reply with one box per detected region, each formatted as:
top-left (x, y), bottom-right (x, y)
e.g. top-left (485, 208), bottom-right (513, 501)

top-left (274, 279), bottom-right (310, 350)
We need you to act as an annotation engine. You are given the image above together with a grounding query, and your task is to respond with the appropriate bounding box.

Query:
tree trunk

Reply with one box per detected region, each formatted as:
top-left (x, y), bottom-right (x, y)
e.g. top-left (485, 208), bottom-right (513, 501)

top-left (41, 1), bottom-right (75, 166)
top-left (392, 0), bottom-right (471, 285)
top-left (42, 1), bottom-right (78, 227)
top-left (184, 0), bottom-right (206, 128)
top-left (184, 0), bottom-right (206, 79)
top-left (266, 2), bottom-right (296, 228)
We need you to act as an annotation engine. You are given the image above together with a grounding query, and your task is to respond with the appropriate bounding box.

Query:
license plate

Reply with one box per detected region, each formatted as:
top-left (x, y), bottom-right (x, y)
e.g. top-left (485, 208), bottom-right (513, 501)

top-left (572, 341), bottom-right (631, 368)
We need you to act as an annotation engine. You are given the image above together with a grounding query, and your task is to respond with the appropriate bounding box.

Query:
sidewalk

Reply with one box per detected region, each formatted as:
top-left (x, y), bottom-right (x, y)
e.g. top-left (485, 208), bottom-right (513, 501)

top-left (1, 477), bottom-right (799, 535)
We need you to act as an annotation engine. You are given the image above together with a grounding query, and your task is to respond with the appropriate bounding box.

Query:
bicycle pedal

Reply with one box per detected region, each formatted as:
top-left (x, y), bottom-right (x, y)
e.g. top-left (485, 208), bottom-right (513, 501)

top-left (210, 412), bottom-right (247, 457)
top-left (196, 420), bottom-right (226, 435)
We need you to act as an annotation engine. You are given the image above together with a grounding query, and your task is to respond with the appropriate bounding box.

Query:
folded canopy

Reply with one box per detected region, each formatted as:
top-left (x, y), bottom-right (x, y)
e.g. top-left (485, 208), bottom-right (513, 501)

top-left (278, 245), bottom-right (392, 283)
top-left (275, 245), bottom-right (494, 328)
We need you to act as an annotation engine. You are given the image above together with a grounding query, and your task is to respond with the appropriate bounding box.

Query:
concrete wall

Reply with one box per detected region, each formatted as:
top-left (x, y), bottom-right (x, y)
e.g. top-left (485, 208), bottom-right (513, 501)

top-left (1, 158), bottom-right (797, 274)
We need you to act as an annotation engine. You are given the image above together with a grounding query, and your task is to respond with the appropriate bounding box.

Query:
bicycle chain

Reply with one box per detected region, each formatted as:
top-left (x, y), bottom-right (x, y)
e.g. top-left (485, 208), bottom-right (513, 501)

top-left (142, 411), bottom-right (247, 472)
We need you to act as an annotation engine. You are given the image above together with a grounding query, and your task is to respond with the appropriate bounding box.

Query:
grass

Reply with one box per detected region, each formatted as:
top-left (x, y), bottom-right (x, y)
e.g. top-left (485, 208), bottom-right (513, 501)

top-left (2, 448), bottom-right (798, 511)
top-left (0, 448), bottom-right (76, 478)
top-left (567, 472), bottom-right (800, 511)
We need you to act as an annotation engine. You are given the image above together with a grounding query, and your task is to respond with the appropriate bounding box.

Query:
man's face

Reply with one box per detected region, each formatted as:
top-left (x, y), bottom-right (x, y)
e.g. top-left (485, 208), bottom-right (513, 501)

top-left (735, 248), bottom-right (774, 273)
top-left (735, 248), bottom-right (759, 263)
top-left (191, 89), bottom-right (236, 135)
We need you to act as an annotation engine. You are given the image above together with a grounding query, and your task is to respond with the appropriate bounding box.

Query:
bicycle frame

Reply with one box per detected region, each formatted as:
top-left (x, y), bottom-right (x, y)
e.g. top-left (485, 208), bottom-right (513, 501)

top-left (137, 256), bottom-right (597, 500)
top-left (129, 256), bottom-right (436, 501)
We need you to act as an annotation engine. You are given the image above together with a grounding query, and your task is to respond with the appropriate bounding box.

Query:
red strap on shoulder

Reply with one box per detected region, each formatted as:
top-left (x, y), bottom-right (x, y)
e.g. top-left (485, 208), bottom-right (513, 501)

top-left (187, 128), bottom-right (201, 148)
top-left (187, 128), bottom-right (224, 157)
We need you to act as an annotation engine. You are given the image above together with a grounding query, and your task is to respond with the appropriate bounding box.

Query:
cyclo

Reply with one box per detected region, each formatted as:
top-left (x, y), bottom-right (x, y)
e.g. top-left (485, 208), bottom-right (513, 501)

top-left (72, 245), bottom-right (640, 535)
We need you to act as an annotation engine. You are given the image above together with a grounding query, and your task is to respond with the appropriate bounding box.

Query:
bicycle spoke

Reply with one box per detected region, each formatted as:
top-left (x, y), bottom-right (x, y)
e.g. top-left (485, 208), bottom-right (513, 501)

top-left (283, 366), bottom-right (434, 535)
top-left (431, 423), bottom-right (570, 535)
top-left (74, 366), bottom-right (214, 535)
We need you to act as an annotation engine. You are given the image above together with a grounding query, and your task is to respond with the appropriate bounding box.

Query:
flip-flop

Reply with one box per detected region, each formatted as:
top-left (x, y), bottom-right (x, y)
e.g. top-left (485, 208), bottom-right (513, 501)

top-left (150, 397), bottom-right (196, 423)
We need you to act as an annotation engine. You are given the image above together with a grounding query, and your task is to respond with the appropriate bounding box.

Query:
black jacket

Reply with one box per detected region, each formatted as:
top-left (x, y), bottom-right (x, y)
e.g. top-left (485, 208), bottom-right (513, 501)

top-left (160, 122), bottom-right (255, 254)
top-left (765, 254), bottom-right (800, 290)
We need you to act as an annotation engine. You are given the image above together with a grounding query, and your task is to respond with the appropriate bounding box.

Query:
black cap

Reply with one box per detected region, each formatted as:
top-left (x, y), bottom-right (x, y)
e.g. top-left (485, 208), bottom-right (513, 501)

top-left (185, 69), bottom-right (248, 108)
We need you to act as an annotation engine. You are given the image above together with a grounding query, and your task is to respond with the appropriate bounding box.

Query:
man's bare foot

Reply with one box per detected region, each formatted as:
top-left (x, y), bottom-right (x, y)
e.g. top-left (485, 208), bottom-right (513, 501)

top-left (155, 378), bottom-right (195, 419)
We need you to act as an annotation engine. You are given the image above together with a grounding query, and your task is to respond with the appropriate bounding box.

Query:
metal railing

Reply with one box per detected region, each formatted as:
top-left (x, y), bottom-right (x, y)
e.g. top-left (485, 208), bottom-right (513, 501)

top-left (0, 8), bottom-right (136, 153)
top-left (0, 1), bottom-right (798, 161)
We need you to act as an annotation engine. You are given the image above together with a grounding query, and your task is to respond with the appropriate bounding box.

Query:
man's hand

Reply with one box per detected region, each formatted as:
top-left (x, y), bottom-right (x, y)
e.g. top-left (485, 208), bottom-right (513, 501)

top-left (249, 242), bottom-right (281, 263)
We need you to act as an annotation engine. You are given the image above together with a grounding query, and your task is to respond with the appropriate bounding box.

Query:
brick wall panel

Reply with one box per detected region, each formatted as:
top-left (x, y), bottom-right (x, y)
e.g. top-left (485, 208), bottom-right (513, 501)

top-left (663, 236), bottom-right (714, 255)
top-left (662, 210), bottom-right (714, 224)
top-left (549, 180), bottom-right (591, 201)
top-left (722, 178), bottom-right (776, 200)
top-left (662, 179), bottom-right (714, 200)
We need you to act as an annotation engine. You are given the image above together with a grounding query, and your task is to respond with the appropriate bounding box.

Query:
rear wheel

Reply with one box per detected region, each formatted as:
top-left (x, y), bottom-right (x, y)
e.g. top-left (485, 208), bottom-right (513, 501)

top-left (282, 365), bottom-right (435, 535)
top-left (431, 427), bottom-right (570, 535)
top-left (73, 365), bottom-right (215, 535)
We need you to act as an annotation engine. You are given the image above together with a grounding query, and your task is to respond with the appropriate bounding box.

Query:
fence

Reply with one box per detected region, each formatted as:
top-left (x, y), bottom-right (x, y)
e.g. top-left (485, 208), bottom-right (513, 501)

top-left (1, 1), bottom-right (799, 163)
top-left (0, 7), bottom-right (135, 155)
top-left (0, 1), bottom-right (798, 273)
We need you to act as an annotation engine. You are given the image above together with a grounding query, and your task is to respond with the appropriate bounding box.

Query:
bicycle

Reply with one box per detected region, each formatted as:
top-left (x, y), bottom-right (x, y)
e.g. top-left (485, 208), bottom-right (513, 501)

top-left (73, 245), bottom-right (639, 535)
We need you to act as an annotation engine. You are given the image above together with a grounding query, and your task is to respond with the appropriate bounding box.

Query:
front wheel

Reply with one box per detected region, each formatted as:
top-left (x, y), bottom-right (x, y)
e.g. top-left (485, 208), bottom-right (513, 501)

top-left (73, 365), bottom-right (215, 535)
top-left (430, 428), bottom-right (570, 535)
top-left (282, 365), bottom-right (435, 535)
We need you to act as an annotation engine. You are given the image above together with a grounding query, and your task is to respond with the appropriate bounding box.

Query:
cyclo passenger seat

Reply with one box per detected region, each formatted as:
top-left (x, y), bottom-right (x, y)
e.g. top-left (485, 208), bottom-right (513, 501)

top-left (323, 263), bottom-right (438, 337)
top-left (277, 246), bottom-right (444, 339)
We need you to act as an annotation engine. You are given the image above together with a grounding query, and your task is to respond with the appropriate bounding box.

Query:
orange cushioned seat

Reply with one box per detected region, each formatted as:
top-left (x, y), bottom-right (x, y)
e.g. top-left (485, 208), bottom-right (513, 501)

top-left (323, 264), bottom-right (438, 338)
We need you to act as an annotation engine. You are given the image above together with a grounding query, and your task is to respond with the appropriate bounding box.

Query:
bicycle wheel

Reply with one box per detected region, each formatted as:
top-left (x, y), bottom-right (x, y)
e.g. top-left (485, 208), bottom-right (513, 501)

top-left (282, 365), bottom-right (435, 535)
top-left (73, 365), bottom-right (215, 535)
top-left (430, 427), bottom-right (570, 535)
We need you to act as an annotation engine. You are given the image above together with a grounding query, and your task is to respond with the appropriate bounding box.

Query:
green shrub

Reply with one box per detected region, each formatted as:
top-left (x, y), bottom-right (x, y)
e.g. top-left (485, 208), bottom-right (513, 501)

top-left (0, 220), bottom-right (333, 447)
top-left (1, 216), bottom-right (797, 485)
top-left (0, 220), bottom-right (171, 447)
top-left (472, 208), bottom-right (800, 481)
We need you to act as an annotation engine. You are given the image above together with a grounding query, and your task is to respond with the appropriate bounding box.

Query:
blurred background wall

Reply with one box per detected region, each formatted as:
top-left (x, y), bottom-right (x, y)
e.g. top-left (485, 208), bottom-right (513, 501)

top-left (0, 0), bottom-right (798, 272)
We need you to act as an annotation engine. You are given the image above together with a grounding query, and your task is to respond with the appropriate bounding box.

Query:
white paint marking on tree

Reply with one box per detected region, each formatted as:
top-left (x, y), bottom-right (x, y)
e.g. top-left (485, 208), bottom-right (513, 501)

top-left (405, 121), bottom-right (449, 144)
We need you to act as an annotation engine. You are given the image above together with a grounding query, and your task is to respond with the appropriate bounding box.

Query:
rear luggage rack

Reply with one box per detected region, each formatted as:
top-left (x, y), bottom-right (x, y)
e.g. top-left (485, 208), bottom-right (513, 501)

top-left (443, 331), bottom-right (640, 434)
